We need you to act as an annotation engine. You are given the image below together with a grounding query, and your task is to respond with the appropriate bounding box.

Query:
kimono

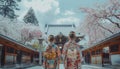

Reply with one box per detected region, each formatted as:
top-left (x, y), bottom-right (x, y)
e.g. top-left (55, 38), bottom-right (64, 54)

top-left (43, 43), bottom-right (61, 69)
top-left (62, 40), bottom-right (81, 69)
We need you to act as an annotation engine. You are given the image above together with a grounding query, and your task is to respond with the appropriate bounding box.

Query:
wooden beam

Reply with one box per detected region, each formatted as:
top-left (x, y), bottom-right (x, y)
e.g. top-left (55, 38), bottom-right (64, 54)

top-left (0, 38), bottom-right (35, 53)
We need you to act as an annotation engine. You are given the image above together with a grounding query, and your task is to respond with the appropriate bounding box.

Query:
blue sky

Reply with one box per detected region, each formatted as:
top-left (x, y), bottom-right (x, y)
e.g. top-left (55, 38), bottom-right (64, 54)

top-left (15, 0), bottom-right (109, 45)
top-left (16, 0), bottom-right (108, 32)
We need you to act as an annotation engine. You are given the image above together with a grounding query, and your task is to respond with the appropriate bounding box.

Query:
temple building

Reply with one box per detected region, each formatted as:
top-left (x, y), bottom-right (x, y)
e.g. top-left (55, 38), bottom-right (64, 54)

top-left (45, 24), bottom-right (76, 36)
top-left (0, 34), bottom-right (39, 68)
top-left (82, 32), bottom-right (120, 66)
top-left (44, 24), bottom-right (84, 52)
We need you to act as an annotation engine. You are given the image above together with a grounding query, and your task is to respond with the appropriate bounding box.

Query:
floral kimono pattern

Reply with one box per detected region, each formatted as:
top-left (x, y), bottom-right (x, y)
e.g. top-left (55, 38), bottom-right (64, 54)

top-left (43, 44), bottom-right (61, 69)
top-left (62, 41), bottom-right (81, 69)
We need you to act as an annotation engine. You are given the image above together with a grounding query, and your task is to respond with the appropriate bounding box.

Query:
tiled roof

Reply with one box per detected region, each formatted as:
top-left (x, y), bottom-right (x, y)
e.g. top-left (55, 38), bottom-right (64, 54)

top-left (83, 32), bottom-right (120, 50)
top-left (45, 24), bottom-right (76, 36)
top-left (0, 34), bottom-right (38, 52)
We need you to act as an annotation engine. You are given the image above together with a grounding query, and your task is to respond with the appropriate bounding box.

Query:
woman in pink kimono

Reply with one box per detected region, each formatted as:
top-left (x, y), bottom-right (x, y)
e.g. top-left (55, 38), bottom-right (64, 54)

top-left (62, 31), bottom-right (81, 69)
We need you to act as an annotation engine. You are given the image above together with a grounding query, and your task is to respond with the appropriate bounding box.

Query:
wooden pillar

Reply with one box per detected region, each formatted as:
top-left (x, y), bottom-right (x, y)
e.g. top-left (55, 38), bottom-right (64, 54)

top-left (89, 50), bottom-right (92, 64)
top-left (108, 46), bottom-right (112, 65)
top-left (31, 54), bottom-right (33, 63)
top-left (84, 51), bottom-right (86, 63)
top-left (119, 43), bottom-right (120, 53)
top-left (101, 47), bottom-right (104, 67)
top-left (1, 46), bottom-right (5, 67)
top-left (0, 45), bottom-right (3, 67)
top-left (0, 45), bottom-right (2, 67)
top-left (16, 50), bottom-right (22, 64)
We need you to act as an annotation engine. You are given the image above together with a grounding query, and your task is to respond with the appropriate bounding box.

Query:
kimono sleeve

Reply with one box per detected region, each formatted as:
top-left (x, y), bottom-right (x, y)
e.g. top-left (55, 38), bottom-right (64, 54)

top-left (62, 43), bottom-right (68, 60)
top-left (77, 45), bottom-right (82, 68)
top-left (43, 46), bottom-right (49, 67)
top-left (56, 46), bottom-right (61, 57)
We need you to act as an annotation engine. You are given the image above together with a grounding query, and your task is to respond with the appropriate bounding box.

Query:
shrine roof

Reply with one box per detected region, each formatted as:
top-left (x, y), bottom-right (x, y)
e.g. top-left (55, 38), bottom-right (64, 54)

top-left (45, 24), bottom-right (76, 36)
top-left (83, 32), bottom-right (120, 51)
top-left (0, 34), bottom-right (38, 52)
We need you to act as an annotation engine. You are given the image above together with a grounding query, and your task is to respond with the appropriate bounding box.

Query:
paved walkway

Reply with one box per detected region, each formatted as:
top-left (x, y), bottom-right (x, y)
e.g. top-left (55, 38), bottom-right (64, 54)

top-left (26, 64), bottom-right (115, 69)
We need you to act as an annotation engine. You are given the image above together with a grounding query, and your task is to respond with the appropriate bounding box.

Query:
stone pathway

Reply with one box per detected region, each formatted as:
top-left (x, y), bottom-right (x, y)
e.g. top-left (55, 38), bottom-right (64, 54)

top-left (26, 64), bottom-right (114, 69)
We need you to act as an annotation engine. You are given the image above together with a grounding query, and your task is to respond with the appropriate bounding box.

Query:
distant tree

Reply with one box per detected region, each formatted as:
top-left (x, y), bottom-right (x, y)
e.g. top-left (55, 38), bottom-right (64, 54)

top-left (23, 7), bottom-right (39, 26)
top-left (0, 0), bottom-right (21, 19)
top-left (79, 0), bottom-right (120, 44)
top-left (0, 15), bottom-right (42, 43)
top-left (0, 15), bottom-right (22, 41)
top-left (21, 25), bottom-right (42, 43)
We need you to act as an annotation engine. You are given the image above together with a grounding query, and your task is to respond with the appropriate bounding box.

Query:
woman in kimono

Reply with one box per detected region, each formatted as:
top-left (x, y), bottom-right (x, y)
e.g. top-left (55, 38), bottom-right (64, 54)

top-left (62, 31), bottom-right (81, 69)
top-left (43, 35), bottom-right (61, 69)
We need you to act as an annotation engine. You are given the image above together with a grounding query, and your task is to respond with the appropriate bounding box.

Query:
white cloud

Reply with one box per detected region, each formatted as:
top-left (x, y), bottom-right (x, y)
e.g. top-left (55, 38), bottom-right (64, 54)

top-left (16, 0), bottom-right (60, 22)
top-left (23, 0), bottom-right (59, 13)
top-left (15, 0), bottom-right (61, 33)
top-left (63, 10), bottom-right (75, 16)
top-left (55, 17), bottom-right (80, 26)
top-left (55, 8), bottom-right (60, 15)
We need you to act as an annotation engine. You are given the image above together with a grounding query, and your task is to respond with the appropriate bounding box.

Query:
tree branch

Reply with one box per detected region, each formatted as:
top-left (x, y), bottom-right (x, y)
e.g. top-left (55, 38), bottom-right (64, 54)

top-left (97, 23), bottom-right (114, 34)
top-left (113, 14), bottom-right (120, 20)
top-left (106, 18), bottom-right (120, 28)
top-left (93, 14), bottom-right (120, 28)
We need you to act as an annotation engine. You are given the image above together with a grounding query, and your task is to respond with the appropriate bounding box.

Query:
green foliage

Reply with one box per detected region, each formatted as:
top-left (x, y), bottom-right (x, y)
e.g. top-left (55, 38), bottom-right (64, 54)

top-left (0, 0), bottom-right (21, 19)
top-left (23, 7), bottom-right (39, 26)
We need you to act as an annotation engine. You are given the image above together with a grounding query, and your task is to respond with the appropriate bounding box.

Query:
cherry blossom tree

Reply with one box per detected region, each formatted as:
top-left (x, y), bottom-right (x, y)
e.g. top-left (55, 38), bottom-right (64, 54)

top-left (21, 25), bottom-right (42, 50)
top-left (21, 24), bottom-right (42, 43)
top-left (79, 0), bottom-right (120, 45)
top-left (0, 15), bottom-right (42, 45)
top-left (0, 15), bottom-right (22, 41)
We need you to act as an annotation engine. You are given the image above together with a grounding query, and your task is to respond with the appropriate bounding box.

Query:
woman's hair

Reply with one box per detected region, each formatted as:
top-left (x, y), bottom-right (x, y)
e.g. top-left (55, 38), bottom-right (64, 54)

top-left (69, 31), bottom-right (76, 39)
top-left (48, 35), bottom-right (54, 42)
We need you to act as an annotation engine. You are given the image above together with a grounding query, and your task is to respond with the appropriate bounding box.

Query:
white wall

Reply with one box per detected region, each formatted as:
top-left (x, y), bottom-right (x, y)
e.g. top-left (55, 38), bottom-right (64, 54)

top-left (91, 56), bottom-right (102, 64)
top-left (111, 54), bottom-right (120, 65)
